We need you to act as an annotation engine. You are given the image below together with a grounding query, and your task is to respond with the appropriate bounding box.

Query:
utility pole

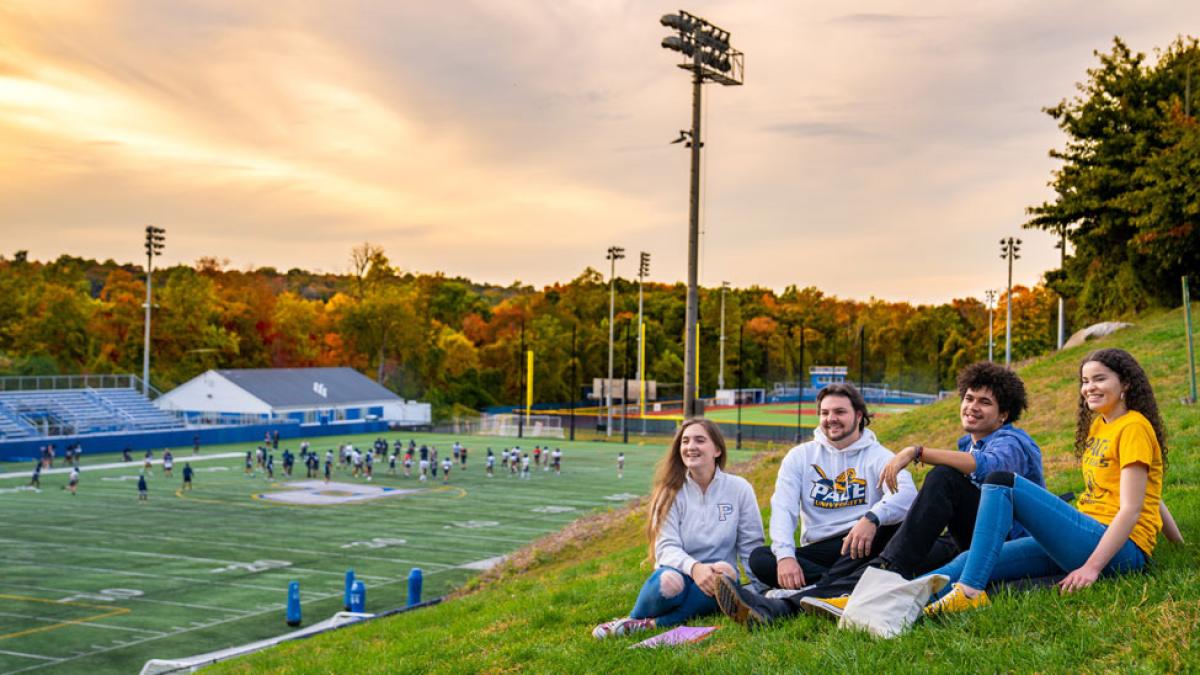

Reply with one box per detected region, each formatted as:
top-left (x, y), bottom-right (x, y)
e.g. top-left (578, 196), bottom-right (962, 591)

top-left (142, 226), bottom-right (165, 397)
top-left (795, 325), bottom-right (805, 443)
top-left (1055, 227), bottom-right (1067, 349)
top-left (660, 11), bottom-right (743, 419)
top-left (569, 323), bottom-right (577, 441)
top-left (1000, 237), bottom-right (1022, 367)
top-left (606, 245), bottom-right (625, 436)
top-left (623, 320), bottom-right (632, 445)
top-left (718, 281), bottom-right (730, 390)
top-left (736, 321), bottom-right (744, 450)
top-left (518, 318), bottom-right (525, 439)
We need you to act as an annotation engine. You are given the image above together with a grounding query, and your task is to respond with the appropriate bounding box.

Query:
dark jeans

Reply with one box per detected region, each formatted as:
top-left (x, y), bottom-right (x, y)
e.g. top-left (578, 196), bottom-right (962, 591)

top-left (774, 466), bottom-right (978, 609)
top-left (749, 523), bottom-right (900, 589)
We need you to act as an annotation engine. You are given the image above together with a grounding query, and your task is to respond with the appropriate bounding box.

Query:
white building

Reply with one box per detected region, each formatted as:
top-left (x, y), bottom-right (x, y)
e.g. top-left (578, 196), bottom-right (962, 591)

top-left (155, 368), bottom-right (430, 427)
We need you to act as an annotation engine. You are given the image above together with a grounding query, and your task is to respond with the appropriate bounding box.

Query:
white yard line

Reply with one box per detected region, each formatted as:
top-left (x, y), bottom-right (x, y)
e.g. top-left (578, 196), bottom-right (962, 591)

top-left (5, 584), bottom-right (251, 615)
top-left (6, 522), bottom-right (457, 571)
top-left (0, 453), bottom-right (245, 480)
top-left (0, 612), bottom-right (164, 636)
top-left (5, 566), bottom-right (458, 675)
top-left (0, 650), bottom-right (60, 663)
top-left (0, 538), bottom-right (392, 582)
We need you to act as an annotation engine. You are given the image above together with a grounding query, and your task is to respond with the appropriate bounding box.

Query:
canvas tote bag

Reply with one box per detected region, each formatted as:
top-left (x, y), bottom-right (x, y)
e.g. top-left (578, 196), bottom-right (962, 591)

top-left (838, 567), bottom-right (950, 638)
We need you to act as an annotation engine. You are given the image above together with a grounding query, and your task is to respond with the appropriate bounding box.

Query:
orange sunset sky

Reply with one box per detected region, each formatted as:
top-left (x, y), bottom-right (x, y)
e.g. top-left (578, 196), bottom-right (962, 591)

top-left (1, 1), bottom-right (1198, 303)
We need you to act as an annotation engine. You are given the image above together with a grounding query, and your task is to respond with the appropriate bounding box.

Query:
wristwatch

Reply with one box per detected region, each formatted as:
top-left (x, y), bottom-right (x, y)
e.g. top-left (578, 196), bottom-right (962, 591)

top-left (863, 511), bottom-right (880, 526)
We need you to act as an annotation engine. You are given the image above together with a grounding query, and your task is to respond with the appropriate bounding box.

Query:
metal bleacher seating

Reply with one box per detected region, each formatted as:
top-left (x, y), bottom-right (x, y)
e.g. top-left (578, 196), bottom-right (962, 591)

top-left (0, 386), bottom-right (184, 439)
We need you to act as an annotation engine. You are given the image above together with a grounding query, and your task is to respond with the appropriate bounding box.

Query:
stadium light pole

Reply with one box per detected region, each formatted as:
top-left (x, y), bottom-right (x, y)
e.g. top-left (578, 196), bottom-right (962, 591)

top-left (736, 321), bottom-right (744, 449)
top-left (718, 281), bottom-right (730, 390)
top-left (661, 10), bottom-right (744, 420)
top-left (985, 289), bottom-right (996, 362)
top-left (638, 252), bottom-right (650, 436)
top-left (142, 226), bottom-right (165, 397)
top-left (570, 323), bottom-right (578, 441)
top-left (606, 246), bottom-right (625, 437)
top-left (1000, 237), bottom-right (1021, 367)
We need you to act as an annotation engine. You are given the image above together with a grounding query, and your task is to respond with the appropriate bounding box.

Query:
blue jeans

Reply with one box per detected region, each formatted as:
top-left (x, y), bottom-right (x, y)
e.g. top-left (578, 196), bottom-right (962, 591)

top-left (930, 475), bottom-right (1146, 592)
top-left (629, 566), bottom-right (718, 627)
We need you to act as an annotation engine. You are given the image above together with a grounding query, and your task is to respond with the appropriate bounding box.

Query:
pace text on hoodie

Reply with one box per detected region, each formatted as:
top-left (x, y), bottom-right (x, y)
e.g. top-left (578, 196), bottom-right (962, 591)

top-left (769, 427), bottom-right (917, 561)
top-left (654, 467), bottom-right (765, 579)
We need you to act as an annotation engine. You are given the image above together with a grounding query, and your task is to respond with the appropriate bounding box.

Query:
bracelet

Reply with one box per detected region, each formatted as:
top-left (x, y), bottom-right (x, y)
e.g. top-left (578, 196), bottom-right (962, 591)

top-left (913, 446), bottom-right (924, 465)
top-left (863, 511), bottom-right (880, 526)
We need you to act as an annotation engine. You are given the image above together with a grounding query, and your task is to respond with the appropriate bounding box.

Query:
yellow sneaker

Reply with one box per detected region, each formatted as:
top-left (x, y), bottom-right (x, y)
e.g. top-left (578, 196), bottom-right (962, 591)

top-left (923, 583), bottom-right (989, 617)
top-left (798, 595), bottom-right (850, 620)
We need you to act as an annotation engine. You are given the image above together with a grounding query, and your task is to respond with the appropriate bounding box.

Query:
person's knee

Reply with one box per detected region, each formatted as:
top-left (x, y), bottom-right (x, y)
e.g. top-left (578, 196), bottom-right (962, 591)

top-left (659, 570), bottom-right (685, 598)
top-left (749, 546), bottom-right (774, 570)
top-left (923, 464), bottom-right (964, 488)
top-left (983, 471), bottom-right (1015, 487)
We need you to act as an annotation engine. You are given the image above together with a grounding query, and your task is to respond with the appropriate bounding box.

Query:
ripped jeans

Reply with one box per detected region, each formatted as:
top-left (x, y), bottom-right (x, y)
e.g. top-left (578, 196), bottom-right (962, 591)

top-left (629, 566), bottom-right (719, 627)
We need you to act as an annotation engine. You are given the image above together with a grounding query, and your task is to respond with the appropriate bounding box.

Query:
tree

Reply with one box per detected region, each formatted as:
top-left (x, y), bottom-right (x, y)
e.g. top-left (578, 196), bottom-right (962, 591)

top-left (1026, 36), bottom-right (1200, 320)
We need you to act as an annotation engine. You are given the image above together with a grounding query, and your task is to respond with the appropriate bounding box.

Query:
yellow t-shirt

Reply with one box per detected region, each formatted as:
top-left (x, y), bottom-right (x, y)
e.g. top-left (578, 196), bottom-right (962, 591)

top-left (1077, 410), bottom-right (1163, 556)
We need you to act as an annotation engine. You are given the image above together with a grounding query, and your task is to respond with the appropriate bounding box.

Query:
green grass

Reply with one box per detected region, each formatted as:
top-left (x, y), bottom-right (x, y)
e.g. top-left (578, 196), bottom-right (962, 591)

top-left (215, 305), bottom-right (1200, 673)
top-left (0, 433), bottom-right (761, 674)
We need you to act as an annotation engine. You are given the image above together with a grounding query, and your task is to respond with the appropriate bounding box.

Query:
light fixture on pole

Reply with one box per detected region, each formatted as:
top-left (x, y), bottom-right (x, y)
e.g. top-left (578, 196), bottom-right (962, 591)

top-left (1000, 237), bottom-right (1021, 367)
top-left (661, 10), bottom-right (743, 419)
top-left (605, 245), bottom-right (625, 437)
top-left (638, 252), bottom-right (650, 435)
top-left (142, 225), bottom-right (165, 397)
top-left (984, 289), bottom-right (996, 362)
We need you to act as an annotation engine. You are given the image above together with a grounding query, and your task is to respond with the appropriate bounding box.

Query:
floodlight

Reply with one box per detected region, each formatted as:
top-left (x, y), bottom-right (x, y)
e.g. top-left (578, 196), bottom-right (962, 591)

top-left (662, 36), bottom-right (694, 56)
top-left (661, 13), bottom-right (695, 33)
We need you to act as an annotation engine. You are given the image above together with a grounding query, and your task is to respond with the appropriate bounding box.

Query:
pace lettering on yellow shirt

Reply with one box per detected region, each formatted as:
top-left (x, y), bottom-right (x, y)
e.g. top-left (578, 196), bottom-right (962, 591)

top-left (1077, 410), bottom-right (1163, 556)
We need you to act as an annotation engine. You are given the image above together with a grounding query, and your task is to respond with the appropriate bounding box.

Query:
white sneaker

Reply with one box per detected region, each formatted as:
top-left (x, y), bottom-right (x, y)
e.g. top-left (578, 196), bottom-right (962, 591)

top-left (591, 616), bottom-right (654, 639)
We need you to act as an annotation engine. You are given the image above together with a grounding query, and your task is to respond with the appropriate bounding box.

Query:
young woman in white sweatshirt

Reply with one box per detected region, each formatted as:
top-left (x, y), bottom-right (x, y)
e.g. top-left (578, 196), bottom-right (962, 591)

top-left (592, 418), bottom-right (764, 639)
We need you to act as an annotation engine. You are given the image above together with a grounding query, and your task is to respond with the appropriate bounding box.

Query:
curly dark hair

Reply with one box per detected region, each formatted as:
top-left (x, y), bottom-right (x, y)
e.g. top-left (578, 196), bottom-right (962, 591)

top-left (1074, 349), bottom-right (1167, 466)
top-left (956, 361), bottom-right (1028, 425)
top-left (816, 383), bottom-right (872, 431)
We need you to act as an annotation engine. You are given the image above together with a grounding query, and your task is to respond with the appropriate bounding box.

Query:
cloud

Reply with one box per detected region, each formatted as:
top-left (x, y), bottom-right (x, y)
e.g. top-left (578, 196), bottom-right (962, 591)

top-left (763, 121), bottom-right (883, 140)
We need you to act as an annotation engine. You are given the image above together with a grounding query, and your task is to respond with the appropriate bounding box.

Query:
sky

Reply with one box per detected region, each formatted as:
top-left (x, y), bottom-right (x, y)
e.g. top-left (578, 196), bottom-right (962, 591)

top-left (1, 1), bottom-right (1197, 304)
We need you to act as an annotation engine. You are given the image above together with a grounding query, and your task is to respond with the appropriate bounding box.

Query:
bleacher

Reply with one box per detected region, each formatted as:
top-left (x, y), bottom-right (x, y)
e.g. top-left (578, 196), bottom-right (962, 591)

top-left (0, 380), bottom-right (185, 440)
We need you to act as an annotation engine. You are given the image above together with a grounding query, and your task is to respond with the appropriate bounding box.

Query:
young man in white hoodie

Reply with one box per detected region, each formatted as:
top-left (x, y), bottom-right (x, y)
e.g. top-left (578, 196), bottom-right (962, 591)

top-left (745, 383), bottom-right (918, 590)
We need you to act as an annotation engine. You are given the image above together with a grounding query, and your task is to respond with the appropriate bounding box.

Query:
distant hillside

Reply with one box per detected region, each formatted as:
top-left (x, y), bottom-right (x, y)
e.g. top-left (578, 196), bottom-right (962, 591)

top-left (215, 306), bottom-right (1200, 674)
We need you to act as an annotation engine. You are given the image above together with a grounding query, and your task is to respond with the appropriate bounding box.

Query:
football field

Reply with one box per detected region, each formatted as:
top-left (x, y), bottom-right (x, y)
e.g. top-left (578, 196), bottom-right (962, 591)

top-left (0, 432), bottom-right (702, 674)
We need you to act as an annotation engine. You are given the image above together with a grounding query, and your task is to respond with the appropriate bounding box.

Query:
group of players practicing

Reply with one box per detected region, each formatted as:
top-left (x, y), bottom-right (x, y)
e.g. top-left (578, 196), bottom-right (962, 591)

top-left (22, 434), bottom-right (576, 501)
top-left (484, 445), bottom-right (564, 479)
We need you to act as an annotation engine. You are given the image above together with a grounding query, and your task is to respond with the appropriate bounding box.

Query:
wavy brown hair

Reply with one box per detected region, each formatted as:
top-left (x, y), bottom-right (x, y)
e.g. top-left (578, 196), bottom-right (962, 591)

top-left (1075, 348), bottom-right (1168, 467)
top-left (645, 418), bottom-right (727, 561)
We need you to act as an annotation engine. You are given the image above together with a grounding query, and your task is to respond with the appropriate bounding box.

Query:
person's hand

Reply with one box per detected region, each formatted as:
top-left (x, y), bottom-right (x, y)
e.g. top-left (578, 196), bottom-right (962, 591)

top-left (840, 517), bottom-right (878, 559)
top-left (878, 446), bottom-right (917, 493)
top-left (1058, 565), bottom-right (1100, 593)
top-left (776, 557), bottom-right (806, 589)
top-left (711, 561), bottom-right (736, 580)
top-left (691, 563), bottom-right (723, 596)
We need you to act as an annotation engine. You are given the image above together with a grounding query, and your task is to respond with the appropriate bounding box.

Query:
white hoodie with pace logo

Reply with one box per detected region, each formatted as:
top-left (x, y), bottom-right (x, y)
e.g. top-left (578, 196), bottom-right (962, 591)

top-left (769, 427), bottom-right (917, 560)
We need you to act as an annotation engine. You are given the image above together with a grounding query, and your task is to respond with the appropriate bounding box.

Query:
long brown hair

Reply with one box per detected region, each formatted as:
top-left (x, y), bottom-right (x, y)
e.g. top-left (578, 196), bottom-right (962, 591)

top-left (1075, 348), bottom-right (1168, 467)
top-left (645, 418), bottom-right (728, 561)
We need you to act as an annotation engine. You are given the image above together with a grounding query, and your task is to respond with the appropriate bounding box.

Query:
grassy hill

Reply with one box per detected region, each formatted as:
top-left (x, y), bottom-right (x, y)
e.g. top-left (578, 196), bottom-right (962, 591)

top-left (215, 307), bottom-right (1200, 674)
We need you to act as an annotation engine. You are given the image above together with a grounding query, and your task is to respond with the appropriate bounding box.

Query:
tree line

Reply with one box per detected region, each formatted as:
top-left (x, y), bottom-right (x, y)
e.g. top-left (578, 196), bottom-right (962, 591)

top-left (0, 245), bottom-right (1057, 419)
